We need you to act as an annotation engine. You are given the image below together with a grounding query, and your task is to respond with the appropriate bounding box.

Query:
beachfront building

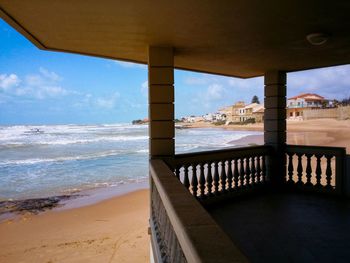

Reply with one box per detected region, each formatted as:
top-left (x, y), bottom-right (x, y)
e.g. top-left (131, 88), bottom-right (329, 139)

top-left (219, 101), bottom-right (245, 123)
top-left (287, 93), bottom-right (329, 119)
top-left (202, 112), bottom-right (226, 122)
top-left (2, 1), bottom-right (350, 263)
top-left (181, 115), bottom-right (203, 123)
top-left (241, 103), bottom-right (265, 122)
top-left (220, 102), bottom-right (264, 123)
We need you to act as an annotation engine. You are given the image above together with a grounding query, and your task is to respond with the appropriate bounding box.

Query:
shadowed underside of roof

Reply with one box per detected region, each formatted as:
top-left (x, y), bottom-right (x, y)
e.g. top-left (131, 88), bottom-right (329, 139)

top-left (1, 0), bottom-right (350, 78)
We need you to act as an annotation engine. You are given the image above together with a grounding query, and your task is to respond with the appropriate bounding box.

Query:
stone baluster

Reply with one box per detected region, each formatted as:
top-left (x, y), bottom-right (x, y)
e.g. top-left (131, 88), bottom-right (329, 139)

top-left (213, 161), bottom-right (220, 194)
top-left (256, 156), bottom-right (262, 183)
top-left (199, 163), bottom-right (205, 198)
top-left (227, 159), bottom-right (233, 190)
top-left (325, 155), bottom-right (333, 189)
top-left (305, 154), bottom-right (313, 186)
top-left (233, 158), bottom-right (239, 189)
top-left (239, 158), bottom-right (245, 187)
top-left (315, 154), bottom-right (323, 187)
top-left (245, 157), bottom-right (251, 186)
top-left (296, 153), bottom-right (303, 185)
top-left (191, 164), bottom-right (198, 197)
top-left (251, 156), bottom-right (256, 185)
top-left (220, 160), bottom-right (227, 192)
top-left (206, 162), bottom-right (213, 195)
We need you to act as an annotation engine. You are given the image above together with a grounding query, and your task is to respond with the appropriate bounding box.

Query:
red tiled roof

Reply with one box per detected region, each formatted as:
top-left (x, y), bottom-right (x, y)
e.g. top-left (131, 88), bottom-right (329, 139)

top-left (288, 93), bottom-right (325, 100)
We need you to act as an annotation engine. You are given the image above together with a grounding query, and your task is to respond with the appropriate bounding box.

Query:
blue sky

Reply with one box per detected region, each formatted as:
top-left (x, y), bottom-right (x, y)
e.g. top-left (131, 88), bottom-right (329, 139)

top-left (1, 19), bottom-right (350, 125)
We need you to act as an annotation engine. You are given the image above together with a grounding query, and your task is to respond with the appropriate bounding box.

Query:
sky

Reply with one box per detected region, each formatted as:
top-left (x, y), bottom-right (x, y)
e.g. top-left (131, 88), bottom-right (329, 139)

top-left (1, 19), bottom-right (350, 125)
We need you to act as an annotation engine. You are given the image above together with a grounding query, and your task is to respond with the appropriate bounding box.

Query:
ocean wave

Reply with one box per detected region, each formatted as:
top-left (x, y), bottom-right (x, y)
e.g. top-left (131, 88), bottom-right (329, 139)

top-left (0, 124), bottom-right (148, 145)
top-left (0, 135), bottom-right (149, 147)
top-left (0, 150), bottom-right (129, 166)
top-left (136, 149), bottom-right (149, 153)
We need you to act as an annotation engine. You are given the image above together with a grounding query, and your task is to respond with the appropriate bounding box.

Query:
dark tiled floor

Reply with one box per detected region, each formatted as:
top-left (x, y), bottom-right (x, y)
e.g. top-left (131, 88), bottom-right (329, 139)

top-left (208, 193), bottom-right (350, 263)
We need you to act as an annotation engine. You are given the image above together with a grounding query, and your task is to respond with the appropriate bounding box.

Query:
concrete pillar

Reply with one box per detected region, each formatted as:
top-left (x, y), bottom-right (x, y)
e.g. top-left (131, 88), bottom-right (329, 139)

top-left (264, 71), bottom-right (287, 187)
top-left (148, 47), bottom-right (175, 159)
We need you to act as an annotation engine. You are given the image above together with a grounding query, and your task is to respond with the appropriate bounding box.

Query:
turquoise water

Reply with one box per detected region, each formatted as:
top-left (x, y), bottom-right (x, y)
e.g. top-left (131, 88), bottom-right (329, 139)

top-left (0, 124), bottom-right (261, 200)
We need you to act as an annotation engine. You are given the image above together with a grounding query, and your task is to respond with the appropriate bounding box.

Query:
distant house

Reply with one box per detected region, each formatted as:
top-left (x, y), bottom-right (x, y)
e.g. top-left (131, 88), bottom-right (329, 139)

top-left (202, 113), bottom-right (214, 122)
top-left (182, 115), bottom-right (204, 123)
top-left (202, 112), bottom-right (226, 122)
top-left (251, 105), bottom-right (265, 122)
top-left (287, 93), bottom-right (329, 119)
top-left (241, 103), bottom-right (264, 122)
top-left (219, 101), bottom-right (245, 122)
top-left (220, 102), bottom-right (264, 123)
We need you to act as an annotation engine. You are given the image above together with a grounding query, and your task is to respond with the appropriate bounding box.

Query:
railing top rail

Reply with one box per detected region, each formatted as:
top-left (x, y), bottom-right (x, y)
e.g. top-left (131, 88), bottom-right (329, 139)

top-left (286, 144), bottom-right (346, 156)
top-left (150, 159), bottom-right (248, 263)
top-left (170, 145), bottom-right (272, 167)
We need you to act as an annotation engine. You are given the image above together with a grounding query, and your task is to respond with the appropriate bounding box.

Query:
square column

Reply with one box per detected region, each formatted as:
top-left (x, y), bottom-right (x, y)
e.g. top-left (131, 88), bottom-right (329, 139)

top-left (264, 71), bottom-right (287, 186)
top-left (148, 47), bottom-right (175, 159)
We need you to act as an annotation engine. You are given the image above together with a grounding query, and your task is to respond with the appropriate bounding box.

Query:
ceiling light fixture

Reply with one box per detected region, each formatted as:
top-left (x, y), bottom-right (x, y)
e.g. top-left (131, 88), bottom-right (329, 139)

top-left (306, 33), bottom-right (329, 46)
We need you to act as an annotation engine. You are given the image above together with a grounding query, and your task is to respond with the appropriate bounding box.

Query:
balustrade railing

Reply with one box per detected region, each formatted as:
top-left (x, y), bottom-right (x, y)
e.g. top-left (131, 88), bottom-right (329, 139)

top-left (166, 146), bottom-right (272, 199)
top-left (285, 145), bottom-right (346, 194)
top-left (150, 159), bottom-right (248, 263)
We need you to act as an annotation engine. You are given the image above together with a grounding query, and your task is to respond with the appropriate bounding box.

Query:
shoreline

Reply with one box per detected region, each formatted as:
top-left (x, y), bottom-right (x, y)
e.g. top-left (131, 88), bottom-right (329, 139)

top-left (1, 118), bottom-right (350, 262)
top-left (0, 180), bottom-right (149, 222)
top-left (2, 118), bottom-right (349, 218)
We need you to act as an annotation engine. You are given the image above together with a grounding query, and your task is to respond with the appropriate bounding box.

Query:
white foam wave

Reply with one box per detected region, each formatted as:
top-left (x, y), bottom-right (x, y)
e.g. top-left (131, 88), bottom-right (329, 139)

top-left (0, 124), bottom-right (148, 145)
top-left (0, 150), bottom-right (126, 166)
top-left (0, 135), bottom-right (149, 147)
top-left (136, 149), bottom-right (149, 153)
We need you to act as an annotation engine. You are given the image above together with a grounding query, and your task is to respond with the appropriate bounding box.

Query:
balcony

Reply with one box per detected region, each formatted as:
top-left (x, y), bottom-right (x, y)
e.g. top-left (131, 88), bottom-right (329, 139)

top-left (150, 145), bottom-right (349, 263)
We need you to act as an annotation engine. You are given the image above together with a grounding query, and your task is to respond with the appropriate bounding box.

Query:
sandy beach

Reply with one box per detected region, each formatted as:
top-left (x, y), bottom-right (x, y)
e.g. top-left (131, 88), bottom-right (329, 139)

top-left (0, 190), bottom-right (149, 263)
top-left (183, 118), bottom-right (350, 153)
top-left (1, 118), bottom-right (349, 263)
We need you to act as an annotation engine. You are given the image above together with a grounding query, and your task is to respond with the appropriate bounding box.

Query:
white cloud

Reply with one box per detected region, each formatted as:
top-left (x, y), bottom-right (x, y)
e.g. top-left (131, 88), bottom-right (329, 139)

top-left (14, 85), bottom-right (69, 99)
top-left (39, 67), bottom-right (62, 82)
top-left (0, 74), bottom-right (20, 91)
top-left (14, 68), bottom-right (71, 99)
top-left (207, 84), bottom-right (224, 100)
top-left (288, 65), bottom-right (350, 100)
top-left (184, 75), bottom-right (210, 85)
top-left (95, 92), bottom-right (120, 109)
top-left (25, 74), bottom-right (44, 87)
top-left (115, 61), bottom-right (146, 69)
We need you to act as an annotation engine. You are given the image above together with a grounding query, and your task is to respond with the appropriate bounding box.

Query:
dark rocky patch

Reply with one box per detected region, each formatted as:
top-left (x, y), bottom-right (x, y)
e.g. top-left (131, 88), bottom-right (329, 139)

top-left (0, 195), bottom-right (80, 215)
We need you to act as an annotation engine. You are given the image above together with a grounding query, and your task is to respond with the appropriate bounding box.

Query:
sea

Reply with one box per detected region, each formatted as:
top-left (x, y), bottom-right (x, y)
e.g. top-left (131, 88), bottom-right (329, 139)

top-left (0, 124), bottom-right (262, 201)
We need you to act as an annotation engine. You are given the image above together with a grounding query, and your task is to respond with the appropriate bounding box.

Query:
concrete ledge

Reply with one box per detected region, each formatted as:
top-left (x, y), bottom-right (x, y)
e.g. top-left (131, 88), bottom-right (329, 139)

top-left (150, 159), bottom-right (249, 263)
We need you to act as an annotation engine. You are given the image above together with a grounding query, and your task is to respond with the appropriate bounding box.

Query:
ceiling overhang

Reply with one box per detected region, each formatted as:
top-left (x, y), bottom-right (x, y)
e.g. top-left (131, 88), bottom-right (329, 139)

top-left (1, 0), bottom-right (350, 78)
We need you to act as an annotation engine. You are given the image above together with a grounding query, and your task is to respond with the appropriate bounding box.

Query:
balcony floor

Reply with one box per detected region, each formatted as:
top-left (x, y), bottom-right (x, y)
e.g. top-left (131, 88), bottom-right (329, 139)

top-left (207, 192), bottom-right (350, 263)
